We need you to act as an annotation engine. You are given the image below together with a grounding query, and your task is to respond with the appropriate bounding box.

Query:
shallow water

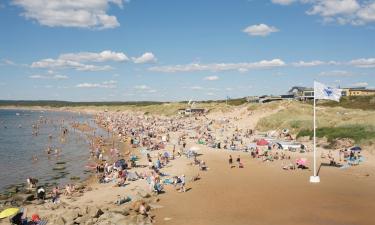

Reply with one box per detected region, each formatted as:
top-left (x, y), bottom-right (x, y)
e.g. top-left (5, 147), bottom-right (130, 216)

top-left (0, 109), bottom-right (102, 192)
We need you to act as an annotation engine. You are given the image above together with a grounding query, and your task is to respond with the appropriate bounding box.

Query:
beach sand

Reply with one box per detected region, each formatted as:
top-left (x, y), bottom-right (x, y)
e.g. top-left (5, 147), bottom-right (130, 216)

top-left (154, 147), bottom-right (375, 225)
top-left (1, 104), bottom-right (375, 225)
top-left (152, 106), bottom-right (375, 225)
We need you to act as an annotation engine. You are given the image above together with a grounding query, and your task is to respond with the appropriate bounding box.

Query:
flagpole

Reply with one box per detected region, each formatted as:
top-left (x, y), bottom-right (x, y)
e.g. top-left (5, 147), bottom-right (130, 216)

top-left (310, 81), bottom-right (320, 183)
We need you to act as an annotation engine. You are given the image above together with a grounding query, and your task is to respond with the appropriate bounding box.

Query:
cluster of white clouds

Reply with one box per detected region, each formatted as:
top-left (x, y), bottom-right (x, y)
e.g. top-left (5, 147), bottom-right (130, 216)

top-left (76, 80), bottom-right (117, 89)
top-left (243, 24), bottom-right (279, 36)
top-left (149, 58), bottom-right (375, 73)
top-left (149, 59), bottom-right (286, 73)
top-left (59, 50), bottom-right (128, 62)
top-left (271, 0), bottom-right (375, 25)
top-left (12, 0), bottom-right (127, 29)
top-left (292, 60), bottom-right (339, 67)
top-left (31, 50), bottom-right (156, 72)
top-left (29, 70), bottom-right (68, 80)
top-left (349, 58), bottom-right (375, 68)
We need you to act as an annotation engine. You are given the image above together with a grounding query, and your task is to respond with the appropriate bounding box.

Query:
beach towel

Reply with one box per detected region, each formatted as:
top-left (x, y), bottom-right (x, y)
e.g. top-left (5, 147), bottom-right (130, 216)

top-left (163, 178), bottom-right (174, 184)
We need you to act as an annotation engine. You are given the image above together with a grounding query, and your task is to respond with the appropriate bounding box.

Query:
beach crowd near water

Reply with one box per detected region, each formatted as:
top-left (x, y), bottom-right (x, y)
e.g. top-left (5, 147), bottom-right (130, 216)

top-left (0, 107), bottom-right (371, 225)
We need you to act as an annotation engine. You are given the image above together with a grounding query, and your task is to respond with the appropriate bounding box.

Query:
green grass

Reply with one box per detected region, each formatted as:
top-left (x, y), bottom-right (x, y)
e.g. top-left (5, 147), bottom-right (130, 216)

top-left (256, 101), bottom-right (375, 133)
top-left (297, 125), bottom-right (375, 144)
top-left (320, 96), bottom-right (375, 110)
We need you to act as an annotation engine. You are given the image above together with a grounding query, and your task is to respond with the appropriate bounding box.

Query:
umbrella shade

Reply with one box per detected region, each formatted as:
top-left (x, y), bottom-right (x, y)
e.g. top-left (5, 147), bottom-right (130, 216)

top-left (256, 139), bottom-right (269, 146)
top-left (0, 208), bottom-right (19, 219)
top-left (350, 146), bottom-right (362, 151)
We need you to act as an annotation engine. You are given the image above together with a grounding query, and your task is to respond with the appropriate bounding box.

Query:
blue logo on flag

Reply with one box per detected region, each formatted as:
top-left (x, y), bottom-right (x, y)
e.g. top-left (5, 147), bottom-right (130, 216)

top-left (324, 87), bottom-right (333, 96)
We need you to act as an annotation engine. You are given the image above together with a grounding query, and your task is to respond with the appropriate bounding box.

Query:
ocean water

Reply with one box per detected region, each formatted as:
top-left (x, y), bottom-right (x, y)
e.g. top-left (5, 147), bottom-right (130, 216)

top-left (0, 109), bottom-right (101, 192)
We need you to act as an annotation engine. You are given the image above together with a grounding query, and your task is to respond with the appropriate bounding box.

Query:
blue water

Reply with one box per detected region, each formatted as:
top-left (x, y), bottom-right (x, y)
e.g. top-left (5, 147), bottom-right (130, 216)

top-left (0, 109), bottom-right (100, 192)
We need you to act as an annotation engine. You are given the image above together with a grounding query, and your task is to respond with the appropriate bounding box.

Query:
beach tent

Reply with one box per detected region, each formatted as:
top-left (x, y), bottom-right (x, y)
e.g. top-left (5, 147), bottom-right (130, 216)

top-left (0, 208), bottom-right (19, 219)
top-left (256, 139), bottom-right (269, 146)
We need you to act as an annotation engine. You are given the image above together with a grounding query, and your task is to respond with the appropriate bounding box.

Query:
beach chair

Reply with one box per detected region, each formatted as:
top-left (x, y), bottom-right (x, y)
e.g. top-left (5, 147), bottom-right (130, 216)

top-left (37, 219), bottom-right (48, 225)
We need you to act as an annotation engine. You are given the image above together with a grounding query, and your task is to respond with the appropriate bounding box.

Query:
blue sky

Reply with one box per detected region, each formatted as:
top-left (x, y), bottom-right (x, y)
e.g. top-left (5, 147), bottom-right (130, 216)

top-left (0, 0), bottom-right (374, 101)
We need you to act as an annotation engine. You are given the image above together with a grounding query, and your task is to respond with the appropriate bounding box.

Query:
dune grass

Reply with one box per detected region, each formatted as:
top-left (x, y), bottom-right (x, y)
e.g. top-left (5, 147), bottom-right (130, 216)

top-left (256, 101), bottom-right (375, 143)
top-left (297, 125), bottom-right (375, 144)
top-left (320, 96), bottom-right (375, 111)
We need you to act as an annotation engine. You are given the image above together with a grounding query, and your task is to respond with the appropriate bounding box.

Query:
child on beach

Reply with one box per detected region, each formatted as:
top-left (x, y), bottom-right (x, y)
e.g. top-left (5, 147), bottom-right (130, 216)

top-left (229, 155), bottom-right (234, 168)
top-left (236, 155), bottom-right (241, 168)
top-left (52, 186), bottom-right (60, 204)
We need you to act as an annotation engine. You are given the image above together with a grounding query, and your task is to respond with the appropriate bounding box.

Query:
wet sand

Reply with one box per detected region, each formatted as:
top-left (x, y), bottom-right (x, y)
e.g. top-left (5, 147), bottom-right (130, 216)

top-left (155, 149), bottom-right (375, 225)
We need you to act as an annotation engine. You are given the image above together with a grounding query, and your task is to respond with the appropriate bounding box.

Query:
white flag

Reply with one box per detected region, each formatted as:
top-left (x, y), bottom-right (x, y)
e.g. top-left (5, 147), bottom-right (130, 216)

top-left (314, 81), bottom-right (342, 102)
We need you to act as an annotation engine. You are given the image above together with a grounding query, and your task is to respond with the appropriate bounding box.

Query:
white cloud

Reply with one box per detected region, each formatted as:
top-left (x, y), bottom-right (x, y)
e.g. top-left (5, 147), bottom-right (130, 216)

top-left (31, 50), bottom-right (157, 71)
top-left (149, 59), bottom-right (285, 73)
top-left (243, 24), bottom-right (279, 36)
top-left (272, 0), bottom-right (375, 25)
top-left (134, 85), bottom-right (150, 90)
top-left (203, 75), bottom-right (219, 81)
top-left (31, 56), bottom-right (114, 71)
top-left (352, 82), bottom-right (368, 87)
top-left (350, 58), bottom-right (375, 68)
top-left (76, 80), bottom-right (117, 88)
top-left (206, 92), bottom-right (216, 96)
top-left (132, 52), bottom-right (157, 64)
top-left (60, 50), bottom-right (128, 62)
top-left (307, 0), bottom-right (360, 17)
top-left (271, 0), bottom-right (295, 5)
top-left (12, 0), bottom-right (126, 29)
top-left (293, 60), bottom-right (339, 67)
top-left (318, 70), bottom-right (354, 77)
top-left (357, 2), bottom-right (375, 23)
top-left (29, 74), bottom-right (69, 80)
top-left (238, 68), bottom-right (249, 73)
top-left (2, 59), bottom-right (16, 66)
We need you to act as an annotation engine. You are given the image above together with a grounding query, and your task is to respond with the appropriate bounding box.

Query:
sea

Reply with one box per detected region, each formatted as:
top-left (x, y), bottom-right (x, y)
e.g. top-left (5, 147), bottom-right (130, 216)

top-left (0, 109), bottom-right (104, 192)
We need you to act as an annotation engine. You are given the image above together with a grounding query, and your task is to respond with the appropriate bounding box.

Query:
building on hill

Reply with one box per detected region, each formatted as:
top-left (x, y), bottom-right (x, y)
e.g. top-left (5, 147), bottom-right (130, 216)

top-left (288, 86), bottom-right (314, 100)
top-left (341, 87), bottom-right (375, 96)
top-left (287, 86), bottom-right (375, 100)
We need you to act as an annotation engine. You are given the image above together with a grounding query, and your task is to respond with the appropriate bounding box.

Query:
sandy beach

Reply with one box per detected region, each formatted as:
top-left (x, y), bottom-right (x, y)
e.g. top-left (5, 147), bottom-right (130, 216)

top-left (1, 103), bottom-right (374, 225)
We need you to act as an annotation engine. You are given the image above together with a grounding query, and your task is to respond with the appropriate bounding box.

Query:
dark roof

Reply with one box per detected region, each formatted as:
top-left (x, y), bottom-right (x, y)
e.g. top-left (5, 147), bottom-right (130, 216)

top-left (288, 86), bottom-right (313, 93)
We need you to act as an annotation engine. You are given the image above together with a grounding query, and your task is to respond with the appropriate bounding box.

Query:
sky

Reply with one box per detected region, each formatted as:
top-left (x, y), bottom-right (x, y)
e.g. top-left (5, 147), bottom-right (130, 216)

top-left (0, 0), bottom-right (374, 102)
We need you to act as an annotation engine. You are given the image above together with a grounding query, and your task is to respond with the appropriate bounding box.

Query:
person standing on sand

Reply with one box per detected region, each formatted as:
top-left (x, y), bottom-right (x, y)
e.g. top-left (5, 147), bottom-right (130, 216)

top-left (236, 155), bottom-right (241, 167)
top-left (229, 155), bottom-right (233, 168)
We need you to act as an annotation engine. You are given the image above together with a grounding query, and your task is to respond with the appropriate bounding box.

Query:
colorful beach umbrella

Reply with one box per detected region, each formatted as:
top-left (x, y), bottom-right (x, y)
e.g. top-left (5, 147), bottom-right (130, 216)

top-left (0, 208), bottom-right (19, 219)
top-left (256, 139), bottom-right (269, 146)
top-left (296, 158), bottom-right (307, 166)
top-left (350, 146), bottom-right (362, 151)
